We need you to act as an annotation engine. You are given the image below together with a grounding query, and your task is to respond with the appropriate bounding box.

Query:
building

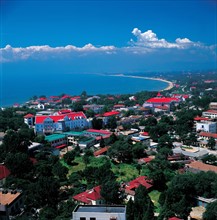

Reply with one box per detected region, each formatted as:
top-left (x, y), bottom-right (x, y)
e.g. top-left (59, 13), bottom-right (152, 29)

top-left (23, 113), bottom-right (35, 127)
top-left (202, 110), bottom-right (217, 119)
top-left (45, 134), bottom-right (67, 149)
top-left (73, 186), bottom-right (103, 205)
top-left (199, 132), bottom-right (217, 141)
top-left (83, 105), bottom-right (104, 113)
top-left (0, 165), bottom-right (10, 186)
top-left (72, 205), bottom-right (126, 220)
top-left (0, 189), bottom-right (24, 220)
top-left (196, 121), bottom-right (217, 133)
top-left (35, 111), bottom-right (89, 134)
top-left (209, 102), bottom-right (217, 110)
top-left (123, 176), bottom-right (153, 201)
top-left (143, 92), bottom-right (180, 111)
top-left (185, 161), bottom-right (217, 174)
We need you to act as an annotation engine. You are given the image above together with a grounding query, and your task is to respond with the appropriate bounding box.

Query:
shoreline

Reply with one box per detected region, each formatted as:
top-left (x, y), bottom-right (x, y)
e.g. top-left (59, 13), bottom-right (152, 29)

top-left (108, 74), bottom-right (174, 91)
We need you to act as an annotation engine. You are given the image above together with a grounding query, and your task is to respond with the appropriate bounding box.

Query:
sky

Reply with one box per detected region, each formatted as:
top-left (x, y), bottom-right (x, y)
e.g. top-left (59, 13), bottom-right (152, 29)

top-left (0, 0), bottom-right (217, 73)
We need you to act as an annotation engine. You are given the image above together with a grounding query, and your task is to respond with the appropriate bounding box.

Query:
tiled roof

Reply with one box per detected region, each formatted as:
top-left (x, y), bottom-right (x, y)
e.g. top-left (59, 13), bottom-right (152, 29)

top-left (125, 176), bottom-right (153, 193)
top-left (35, 112), bottom-right (86, 124)
top-left (103, 111), bottom-right (120, 117)
top-left (24, 113), bottom-right (34, 118)
top-left (145, 97), bottom-right (180, 103)
top-left (168, 217), bottom-right (182, 220)
top-left (73, 186), bottom-right (101, 204)
top-left (187, 161), bottom-right (217, 173)
top-left (94, 146), bottom-right (110, 157)
top-left (0, 165), bottom-right (10, 180)
top-left (204, 110), bottom-right (217, 114)
top-left (194, 117), bottom-right (210, 121)
top-left (199, 132), bottom-right (217, 139)
top-left (86, 129), bottom-right (111, 135)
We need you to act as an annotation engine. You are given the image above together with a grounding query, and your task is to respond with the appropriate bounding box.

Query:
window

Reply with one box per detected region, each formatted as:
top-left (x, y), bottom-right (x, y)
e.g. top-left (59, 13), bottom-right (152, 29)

top-left (80, 218), bottom-right (86, 220)
top-left (90, 218), bottom-right (96, 220)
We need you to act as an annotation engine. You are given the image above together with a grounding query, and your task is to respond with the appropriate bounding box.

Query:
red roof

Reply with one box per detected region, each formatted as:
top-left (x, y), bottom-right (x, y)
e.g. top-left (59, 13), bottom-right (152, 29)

top-left (55, 144), bottom-right (67, 149)
top-left (138, 157), bottom-right (153, 163)
top-left (73, 186), bottom-right (101, 204)
top-left (35, 112), bottom-right (86, 124)
top-left (0, 165), bottom-right (10, 180)
top-left (125, 176), bottom-right (153, 192)
top-left (94, 146), bottom-right (110, 156)
top-left (86, 129), bottom-right (111, 135)
top-left (61, 95), bottom-right (71, 99)
top-left (39, 97), bottom-right (47, 101)
top-left (157, 92), bottom-right (162, 97)
top-left (145, 97), bottom-right (179, 104)
top-left (155, 106), bottom-right (169, 110)
top-left (24, 113), bottom-right (34, 118)
top-left (58, 109), bottom-right (72, 115)
top-left (141, 132), bottom-right (149, 136)
top-left (199, 132), bottom-right (217, 139)
top-left (204, 110), bottom-right (217, 114)
top-left (114, 104), bottom-right (125, 108)
top-left (103, 111), bottom-right (120, 117)
top-left (168, 217), bottom-right (182, 220)
top-left (194, 117), bottom-right (210, 121)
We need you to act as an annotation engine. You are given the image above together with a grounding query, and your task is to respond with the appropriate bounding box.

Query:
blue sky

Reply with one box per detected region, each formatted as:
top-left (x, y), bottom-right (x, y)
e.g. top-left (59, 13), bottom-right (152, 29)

top-left (0, 0), bottom-right (217, 72)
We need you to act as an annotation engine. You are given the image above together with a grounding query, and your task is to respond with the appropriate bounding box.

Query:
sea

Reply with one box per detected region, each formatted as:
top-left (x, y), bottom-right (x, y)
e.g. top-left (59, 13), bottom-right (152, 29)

top-left (0, 73), bottom-right (168, 107)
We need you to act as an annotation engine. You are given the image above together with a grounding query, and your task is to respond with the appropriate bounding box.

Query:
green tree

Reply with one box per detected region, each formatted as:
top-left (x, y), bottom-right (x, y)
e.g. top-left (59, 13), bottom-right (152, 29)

top-left (52, 161), bottom-right (68, 181)
top-left (63, 150), bottom-right (76, 165)
top-left (203, 200), bottom-right (217, 220)
top-left (208, 137), bottom-right (216, 150)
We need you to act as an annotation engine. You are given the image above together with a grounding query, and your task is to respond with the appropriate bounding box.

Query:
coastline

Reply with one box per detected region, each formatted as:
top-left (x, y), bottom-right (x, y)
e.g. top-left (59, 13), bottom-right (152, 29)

top-left (108, 74), bottom-right (174, 91)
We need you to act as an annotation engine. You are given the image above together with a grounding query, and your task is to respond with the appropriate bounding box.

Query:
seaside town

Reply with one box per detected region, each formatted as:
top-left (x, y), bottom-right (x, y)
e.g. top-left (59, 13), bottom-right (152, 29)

top-left (0, 70), bottom-right (217, 220)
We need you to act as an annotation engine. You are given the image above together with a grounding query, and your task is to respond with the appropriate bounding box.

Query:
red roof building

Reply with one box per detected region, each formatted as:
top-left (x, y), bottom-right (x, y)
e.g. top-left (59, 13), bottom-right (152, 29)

top-left (0, 165), bottom-right (10, 183)
top-left (168, 217), bottom-right (182, 220)
top-left (199, 132), bottom-right (217, 139)
top-left (73, 186), bottom-right (102, 205)
top-left (103, 111), bottom-right (120, 117)
top-left (94, 146), bottom-right (110, 157)
top-left (24, 113), bottom-right (34, 118)
top-left (124, 176), bottom-right (153, 196)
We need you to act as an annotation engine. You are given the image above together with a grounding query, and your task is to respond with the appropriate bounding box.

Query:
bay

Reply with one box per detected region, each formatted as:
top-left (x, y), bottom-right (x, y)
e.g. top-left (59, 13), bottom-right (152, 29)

top-left (0, 73), bottom-right (168, 107)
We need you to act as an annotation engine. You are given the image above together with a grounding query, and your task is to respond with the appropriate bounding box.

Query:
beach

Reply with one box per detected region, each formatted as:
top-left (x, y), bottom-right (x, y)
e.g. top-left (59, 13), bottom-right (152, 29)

top-left (108, 74), bottom-right (174, 91)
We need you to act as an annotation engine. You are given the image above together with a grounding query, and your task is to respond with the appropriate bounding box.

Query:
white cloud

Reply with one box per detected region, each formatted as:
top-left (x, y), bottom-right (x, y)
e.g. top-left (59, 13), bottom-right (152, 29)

top-left (0, 43), bottom-right (116, 62)
top-left (0, 28), bottom-right (215, 62)
top-left (130, 28), bottom-right (202, 50)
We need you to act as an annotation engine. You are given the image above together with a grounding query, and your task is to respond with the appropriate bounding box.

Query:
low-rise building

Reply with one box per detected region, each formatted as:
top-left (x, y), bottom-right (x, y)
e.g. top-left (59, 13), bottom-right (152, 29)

top-left (72, 205), bottom-right (126, 220)
top-left (202, 110), bottom-right (217, 119)
top-left (196, 121), bottom-right (217, 133)
top-left (73, 186), bottom-right (103, 205)
top-left (0, 189), bottom-right (24, 220)
top-left (185, 161), bottom-right (217, 174)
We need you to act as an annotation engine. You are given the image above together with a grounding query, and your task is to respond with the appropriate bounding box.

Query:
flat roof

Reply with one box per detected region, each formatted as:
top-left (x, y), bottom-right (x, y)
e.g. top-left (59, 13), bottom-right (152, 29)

top-left (0, 191), bottom-right (21, 205)
top-left (45, 134), bottom-right (66, 142)
top-left (74, 205), bottom-right (126, 213)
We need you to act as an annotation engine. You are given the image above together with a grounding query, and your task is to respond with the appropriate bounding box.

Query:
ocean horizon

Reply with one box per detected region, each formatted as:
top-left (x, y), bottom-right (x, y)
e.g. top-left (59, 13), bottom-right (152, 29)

top-left (0, 73), bottom-right (168, 107)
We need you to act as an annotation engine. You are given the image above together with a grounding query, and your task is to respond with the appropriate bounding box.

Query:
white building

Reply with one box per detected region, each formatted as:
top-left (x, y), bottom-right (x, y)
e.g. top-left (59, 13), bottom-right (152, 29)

top-left (72, 205), bottom-right (126, 220)
top-left (196, 121), bottom-right (217, 133)
top-left (202, 110), bottom-right (217, 119)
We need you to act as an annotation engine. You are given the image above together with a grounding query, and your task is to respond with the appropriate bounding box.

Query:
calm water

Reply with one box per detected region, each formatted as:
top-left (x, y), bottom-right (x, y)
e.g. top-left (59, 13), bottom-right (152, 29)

top-left (0, 73), bottom-right (168, 107)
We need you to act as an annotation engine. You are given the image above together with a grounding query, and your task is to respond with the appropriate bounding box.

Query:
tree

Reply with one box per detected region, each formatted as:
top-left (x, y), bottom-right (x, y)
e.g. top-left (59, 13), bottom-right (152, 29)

top-left (100, 177), bottom-right (122, 204)
top-left (126, 198), bottom-right (134, 220)
top-left (134, 185), bottom-right (154, 220)
top-left (106, 116), bottom-right (117, 129)
top-left (132, 142), bottom-right (146, 159)
top-left (5, 152), bottom-right (33, 178)
top-left (203, 200), bottom-right (217, 220)
top-left (92, 117), bottom-right (103, 130)
top-left (208, 137), bottom-right (216, 150)
top-left (63, 150), bottom-right (76, 165)
top-left (52, 161), bottom-right (68, 181)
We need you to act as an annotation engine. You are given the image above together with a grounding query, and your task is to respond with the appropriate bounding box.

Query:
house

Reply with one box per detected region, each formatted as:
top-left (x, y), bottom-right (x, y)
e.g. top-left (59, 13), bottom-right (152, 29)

top-left (143, 93), bottom-right (180, 111)
top-left (209, 102), bottom-right (217, 110)
top-left (202, 110), bottom-right (217, 119)
top-left (83, 104), bottom-right (104, 113)
top-left (199, 132), bottom-right (217, 140)
top-left (0, 165), bottom-right (10, 186)
top-left (168, 217), bottom-right (183, 220)
top-left (185, 161), bottom-right (217, 174)
top-left (72, 205), bottom-right (126, 220)
top-left (35, 111), bottom-right (89, 134)
top-left (102, 111), bottom-right (120, 125)
top-left (94, 146), bottom-right (110, 157)
top-left (196, 196), bottom-right (217, 208)
top-left (0, 189), bottom-right (24, 220)
top-left (73, 186), bottom-right (103, 205)
top-left (45, 134), bottom-right (67, 149)
top-left (24, 113), bottom-right (35, 127)
top-left (123, 176), bottom-right (153, 201)
top-left (196, 121), bottom-right (217, 133)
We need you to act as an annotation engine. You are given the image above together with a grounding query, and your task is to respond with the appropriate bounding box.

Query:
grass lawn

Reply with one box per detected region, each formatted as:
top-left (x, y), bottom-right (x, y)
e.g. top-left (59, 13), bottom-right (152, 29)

top-left (149, 190), bottom-right (161, 213)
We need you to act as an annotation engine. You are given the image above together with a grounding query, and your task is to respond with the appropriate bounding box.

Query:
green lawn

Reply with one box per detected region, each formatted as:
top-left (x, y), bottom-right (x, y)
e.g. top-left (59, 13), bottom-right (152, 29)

top-left (149, 190), bottom-right (161, 213)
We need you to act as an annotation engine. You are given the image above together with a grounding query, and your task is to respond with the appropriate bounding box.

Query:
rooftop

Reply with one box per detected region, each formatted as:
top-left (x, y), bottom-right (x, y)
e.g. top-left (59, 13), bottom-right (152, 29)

top-left (187, 161), bottom-right (217, 173)
top-left (0, 190), bottom-right (22, 205)
top-left (45, 134), bottom-right (66, 142)
top-left (74, 205), bottom-right (126, 213)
